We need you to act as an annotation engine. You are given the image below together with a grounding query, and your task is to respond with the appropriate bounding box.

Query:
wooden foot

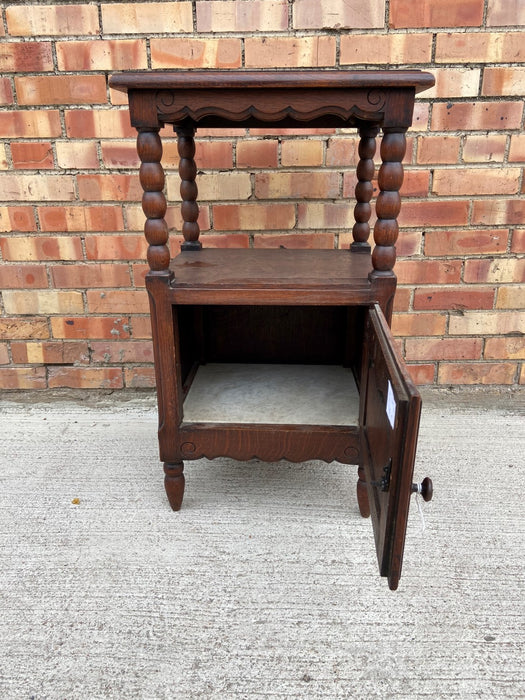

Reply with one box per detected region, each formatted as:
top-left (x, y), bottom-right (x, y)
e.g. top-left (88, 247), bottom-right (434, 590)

top-left (164, 461), bottom-right (185, 511)
top-left (356, 465), bottom-right (370, 518)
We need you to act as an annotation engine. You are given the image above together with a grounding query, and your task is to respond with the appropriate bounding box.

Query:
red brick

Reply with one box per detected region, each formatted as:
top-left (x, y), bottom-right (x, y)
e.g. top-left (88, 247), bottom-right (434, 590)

top-left (511, 230), bottom-right (525, 253)
top-left (391, 287), bottom-right (412, 312)
top-left (86, 290), bottom-right (149, 314)
top-left (0, 42), bottom-right (53, 72)
top-left (436, 31), bottom-right (525, 63)
top-left (56, 141), bottom-right (99, 170)
top-left (38, 205), bottom-right (123, 233)
top-left (197, 1), bottom-right (288, 31)
top-left (0, 110), bottom-right (62, 138)
top-left (0, 344), bottom-right (8, 365)
top-left (151, 38), bottom-right (241, 69)
top-left (156, 140), bottom-right (233, 170)
top-left (65, 110), bottom-right (135, 139)
top-left (101, 2), bottom-right (193, 33)
top-left (472, 200), bottom-right (525, 226)
top-left (340, 34), bottom-right (431, 65)
top-left (487, 0), bottom-right (525, 26)
top-left (0, 264), bottom-right (48, 289)
top-left (16, 75), bottom-right (107, 106)
top-left (11, 142), bottom-right (54, 170)
top-left (253, 233), bottom-right (335, 249)
top-left (85, 235), bottom-right (146, 261)
top-left (51, 264), bottom-right (131, 289)
top-left (0, 236), bottom-right (83, 262)
top-left (413, 287), bottom-right (495, 310)
top-left (405, 337), bottom-right (483, 361)
top-left (326, 138), bottom-right (359, 167)
top-left (393, 231), bottom-right (423, 257)
top-left (396, 260), bottom-right (462, 285)
top-left (390, 0), bottom-right (483, 28)
top-left (431, 102), bottom-right (523, 131)
top-left (399, 201), bottom-right (469, 227)
top-left (297, 203), bottom-right (353, 230)
top-left (237, 141), bottom-right (279, 169)
top-left (77, 174), bottom-right (142, 201)
top-left (483, 67), bottom-right (525, 97)
top-left (175, 233), bottom-right (250, 252)
top-left (411, 103), bottom-right (430, 132)
top-left (48, 367), bottom-right (123, 389)
top-left (0, 318), bottom-right (49, 340)
top-left (406, 364), bottom-right (436, 385)
top-left (342, 169), bottom-right (429, 199)
top-left (0, 367), bottom-right (46, 390)
top-left (100, 142), bottom-right (140, 169)
top-left (432, 168), bottom-right (520, 196)
top-left (464, 258), bottom-right (525, 284)
top-left (0, 78), bottom-right (13, 105)
top-left (245, 36), bottom-right (336, 68)
top-left (438, 362), bottom-right (516, 385)
top-left (485, 337), bottom-right (525, 360)
top-left (509, 135), bottom-right (525, 163)
top-left (129, 316), bottom-right (152, 340)
top-left (295, 0), bottom-right (385, 28)
top-left (424, 229), bottom-right (508, 257)
top-left (51, 317), bottom-right (131, 340)
top-left (463, 134), bottom-right (506, 163)
top-left (11, 341), bottom-right (89, 365)
top-left (91, 341), bottom-right (154, 364)
top-left (0, 206), bottom-right (36, 232)
top-left (174, 172), bottom-right (251, 203)
top-left (6, 5), bottom-right (99, 36)
top-left (56, 39), bottom-right (147, 71)
top-left (125, 367), bottom-right (156, 388)
top-left (391, 313), bottom-right (447, 336)
top-left (124, 204), bottom-right (210, 234)
top-left (213, 204), bottom-right (295, 231)
top-left (255, 172), bottom-right (339, 199)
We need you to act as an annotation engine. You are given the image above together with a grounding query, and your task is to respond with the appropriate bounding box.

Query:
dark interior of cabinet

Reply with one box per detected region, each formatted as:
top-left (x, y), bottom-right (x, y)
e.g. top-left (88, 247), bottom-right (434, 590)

top-left (176, 304), bottom-right (367, 394)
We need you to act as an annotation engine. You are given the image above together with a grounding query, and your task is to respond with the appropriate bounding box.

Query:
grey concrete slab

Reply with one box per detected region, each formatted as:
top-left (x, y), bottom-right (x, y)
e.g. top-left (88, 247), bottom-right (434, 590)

top-left (0, 389), bottom-right (523, 699)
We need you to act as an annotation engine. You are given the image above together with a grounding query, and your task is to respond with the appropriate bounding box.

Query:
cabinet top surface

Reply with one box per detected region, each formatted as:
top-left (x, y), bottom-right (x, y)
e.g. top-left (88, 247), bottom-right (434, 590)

top-left (109, 69), bottom-right (434, 94)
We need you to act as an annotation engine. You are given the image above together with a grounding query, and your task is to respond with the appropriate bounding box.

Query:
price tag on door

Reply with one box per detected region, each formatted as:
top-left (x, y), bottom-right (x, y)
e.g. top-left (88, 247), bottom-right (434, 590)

top-left (386, 380), bottom-right (396, 429)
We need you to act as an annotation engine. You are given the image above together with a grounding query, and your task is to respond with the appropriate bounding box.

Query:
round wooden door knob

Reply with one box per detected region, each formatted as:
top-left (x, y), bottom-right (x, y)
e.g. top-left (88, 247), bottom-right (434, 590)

top-left (411, 477), bottom-right (433, 502)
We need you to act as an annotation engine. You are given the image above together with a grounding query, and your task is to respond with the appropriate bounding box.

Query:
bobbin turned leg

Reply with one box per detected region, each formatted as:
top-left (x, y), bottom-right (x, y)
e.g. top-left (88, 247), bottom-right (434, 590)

top-left (351, 125), bottom-right (379, 252)
top-left (164, 462), bottom-right (185, 511)
top-left (176, 126), bottom-right (201, 251)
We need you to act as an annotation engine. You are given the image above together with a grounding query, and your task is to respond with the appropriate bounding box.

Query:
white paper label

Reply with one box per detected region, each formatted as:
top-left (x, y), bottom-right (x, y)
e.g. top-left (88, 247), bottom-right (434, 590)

top-left (386, 380), bottom-right (396, 429)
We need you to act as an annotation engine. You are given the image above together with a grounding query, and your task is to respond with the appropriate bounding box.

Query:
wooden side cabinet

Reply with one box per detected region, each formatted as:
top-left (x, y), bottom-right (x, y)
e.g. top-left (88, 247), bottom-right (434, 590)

top-left (110, 70), bottom-right (435, 590)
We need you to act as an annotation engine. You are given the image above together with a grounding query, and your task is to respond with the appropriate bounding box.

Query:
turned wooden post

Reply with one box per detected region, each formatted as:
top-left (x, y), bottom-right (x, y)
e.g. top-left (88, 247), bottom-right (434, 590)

top-left (137, 128), bottom-right (171, 275)
top-left (176, 126), bottom-right (202, 251)
top-left (351, 125), bottom-right (379, 252)
top-left (371, 128), bottom-right (407, 276)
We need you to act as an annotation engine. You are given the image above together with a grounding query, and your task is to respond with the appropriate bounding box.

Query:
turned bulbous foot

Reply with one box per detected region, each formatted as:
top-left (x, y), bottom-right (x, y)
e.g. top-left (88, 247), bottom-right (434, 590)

top-left (164, 461), bottom-right (185, 511)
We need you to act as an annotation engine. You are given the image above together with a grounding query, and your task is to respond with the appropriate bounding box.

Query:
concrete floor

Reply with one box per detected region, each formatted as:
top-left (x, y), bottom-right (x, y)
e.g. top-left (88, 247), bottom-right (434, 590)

top-left (0, 388), bottom-right (523, 699)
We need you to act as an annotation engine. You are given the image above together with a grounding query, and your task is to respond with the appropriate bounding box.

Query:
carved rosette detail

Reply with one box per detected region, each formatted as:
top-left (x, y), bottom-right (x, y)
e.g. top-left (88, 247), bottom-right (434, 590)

top-left (372, 130), bottom-right (407, 276)
top-left (351, 125), bottom-right (379, 251)
top-left (176, 126), bottom-right (202, 251)
top-left (137, 129), bottom-right (170, 273)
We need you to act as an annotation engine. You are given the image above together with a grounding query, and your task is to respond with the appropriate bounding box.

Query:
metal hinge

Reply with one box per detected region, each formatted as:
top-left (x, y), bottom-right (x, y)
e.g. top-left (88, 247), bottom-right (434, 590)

top-left (371, 458), bottom-right (392, 492)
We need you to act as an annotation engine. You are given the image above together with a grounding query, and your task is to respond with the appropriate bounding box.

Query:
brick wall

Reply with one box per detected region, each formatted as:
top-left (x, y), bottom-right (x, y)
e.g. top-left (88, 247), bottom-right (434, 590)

top-left (0, 0), bottom-right (523, 390)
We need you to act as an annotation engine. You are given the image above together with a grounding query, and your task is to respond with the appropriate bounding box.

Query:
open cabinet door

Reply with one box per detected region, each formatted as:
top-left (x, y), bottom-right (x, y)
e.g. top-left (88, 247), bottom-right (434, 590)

top-left (360, 304), bottom-right (422, 590)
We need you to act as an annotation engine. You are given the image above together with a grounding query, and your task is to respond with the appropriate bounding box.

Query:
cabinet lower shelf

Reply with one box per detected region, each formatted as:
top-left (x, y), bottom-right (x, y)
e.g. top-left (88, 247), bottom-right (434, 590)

top-left (183, 363), bottom-right (360, 426)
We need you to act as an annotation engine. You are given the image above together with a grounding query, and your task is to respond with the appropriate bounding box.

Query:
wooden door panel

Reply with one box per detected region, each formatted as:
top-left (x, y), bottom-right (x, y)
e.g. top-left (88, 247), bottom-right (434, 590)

top-left (360, 304), bottom-right (421, 590)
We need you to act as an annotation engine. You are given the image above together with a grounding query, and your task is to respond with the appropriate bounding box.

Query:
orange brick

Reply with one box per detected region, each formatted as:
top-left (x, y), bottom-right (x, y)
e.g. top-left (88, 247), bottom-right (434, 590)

top-left (281, 139), bottom-right (324, 166)
top-left (11, 142), bottom-right (54, 170)
top-left (124, 204), bottom-right (210, 234)
top-left (405, 337), bottom-right (483, 361)
top-left (197, 1), bottom-right (287, 31)
top-left (174, 233), bottom-right (250, 252)
top-left (169, 172), bottom-right (251, 203)
top-left (56, 141), bottom-right (99, 170)
top-left (436, 31), bottom-right (525, 63)
top-left (125, 367), bottom-right (156, 388)
top-left (340, 34), bottom-right (431, 65)
top-left (390, 0), bottom-right (483, 28)
top-left (253, 233), bottom-right (335, 249)
top-left (326, 138), bottom-right (359, 167)
top-left (391, 287), bottom-right (412, 312)
top-left (424, 229), bottom-right (508, 257)
top-left (342, 169), bottom-right (429, 199)
top-left (6, 5), bottom-right (99, 36)
top-left (0, 110), bottom-right (61, 138)
top-left (0, 42), bottom-right (53, 72)
top-left (38, 205), bottom-right (123, 233)
top-left (463, 135), bottom-right (506, 163)
top-left (431, 102), bottom-right (523, 131)
top-left (0, 174), bottom-right (75, 201)
top-left (399, 201), bottom-right (469, 227)
top-left (487, 0), bottom-right (525, 26)
top-left (129, 316), bottom-right (152, 339)
top-left (157, 140), bottom-right (233, 170)
top-left (51, 316), bottom-right (131, 340)
top-left (51, 264), bottom-right (131, 289)
top-left (91, 340), bottom-right (154, 363)
top-left (511, 230), bottom-right (525, 253)
top-left (0, 207), bottom-right (36, 232)
top-left (391, 313), bottom-right (447, 336)
top-left (297, 203), bottom-right (353, 230)
top-left (426, 68), bottom-right (480, 98)
top-left (255, 172), bottom-right (339, 199)
top-left (485, 337), bottom-right (525, 360)
top-left (294, 0), bottom-right (385, 28)
top-left (396, 259), bottom-right (462, 285)
top-left (0, 318), bottom-right (49, 340)
top-left (101, 2), bottom-right (193, 33)
top-left (0, 78), bottom-right (13, 105)
top-left (48, 367), bottom-right (123, 389)
top-left (432, 168), bottom-right (520, 196)
top-left (0, 344), bottom-right (8, 365)
top-left (509, 135), bottom-right (525, 162)
top-left (151, 38), bottom-right (241, 69)
top-left (464, 258), bottom-right (525, 283)
top-left (411, 103), bottom-right (430, 132)
top-left (0, 144), bottom-right (7, 170)
top-left (11, 341), bottom-right (89, 365)
top-left (406, 364), bottom-right (436, 385)
top-left (0, 264), bottom-right (48, 289)
top-left (413, 287), bottom-right (495, 310)
top-left (438, 362), bottom-right (516, 385)
top-left (496, 286), bottom-right (525, 309)
top-left (16, 75), bottom-right (107, 106)
top-left (245, 37), bottom-right (336, 68)
top-left (0, 367), bottom-right (46, 390)
top-left (236, 140), bottom-right (278, 168)
top-left (65, 110), bottom-right (135, 139)
top-left (86, 290), bottom-right (149, 314)
top-left (0, 236), bottom-right (83, 261)
top-left (3, 290), bottom-right (84, 315)
top-left (77, 174), bottom-right (142, 201)
top-left (472, 200), bottom-right (525, 226)
top-left (85, 235), bottom-right (146, 261)
top-left (100, 142), bottom-right (139, 169)
top-left (56, 39), bottom-right (147, 71)
top-left (213, 204), bottom-right (295, 231)
top-left (483, 67), bottom-right (525, 97)
top-left (449, 311), bottom-right (524, 335)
